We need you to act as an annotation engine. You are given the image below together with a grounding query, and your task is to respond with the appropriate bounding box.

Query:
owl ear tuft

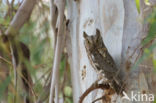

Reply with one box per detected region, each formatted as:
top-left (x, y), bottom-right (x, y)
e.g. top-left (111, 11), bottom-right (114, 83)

top-left (96, 29), bottom-right (100, 35)
top-left (96, 29), bottom-right (101, 40)
top-left (83, 31), bottom-right (88, 38)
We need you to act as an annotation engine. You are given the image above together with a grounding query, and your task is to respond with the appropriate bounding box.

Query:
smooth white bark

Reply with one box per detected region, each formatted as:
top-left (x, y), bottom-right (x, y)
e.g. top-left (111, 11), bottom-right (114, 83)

top-left (66, 0), bottom-right (81, 103)
top-left (66, 0), bottom-right (154, 103)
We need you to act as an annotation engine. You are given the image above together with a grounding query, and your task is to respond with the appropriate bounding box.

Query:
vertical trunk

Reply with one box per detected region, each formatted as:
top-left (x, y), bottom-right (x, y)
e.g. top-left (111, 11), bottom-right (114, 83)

top-left (66, 0), bottom-right (155, 103)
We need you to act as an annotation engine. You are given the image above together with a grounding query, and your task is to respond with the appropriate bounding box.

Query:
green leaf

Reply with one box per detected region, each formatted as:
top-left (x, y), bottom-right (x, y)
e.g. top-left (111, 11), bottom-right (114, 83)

top-left (135, 0), bottom-right (140, 13)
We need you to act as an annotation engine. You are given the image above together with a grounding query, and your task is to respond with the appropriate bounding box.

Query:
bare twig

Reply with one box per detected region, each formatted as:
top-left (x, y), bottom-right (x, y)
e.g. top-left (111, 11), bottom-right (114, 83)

top-left (50, 0), bottom-right (58, 51)
top-left (36, 72), bottom-right (51, 103)
top-left (0, 56), bottom-right (12, 65)
top-left (49, 17), bottom-right (66, 103)
top-left (9, 44), bottom-right (17, 103)
top-left (49, 0), bottom-right (66, 103)
top-left (92, 95), bottom-right (105, 103)
top-left (17, 65), bottom-right (37, 99)
top-left (79, 82), bottom-right (110, 103)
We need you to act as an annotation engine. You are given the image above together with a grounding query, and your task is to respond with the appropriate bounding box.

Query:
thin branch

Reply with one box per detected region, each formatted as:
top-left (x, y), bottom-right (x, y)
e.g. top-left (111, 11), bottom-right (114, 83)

top-left (36, 74), bottom-right (51, 103)
top-left (49, 17), bottom-right (66, 103)
top-left (79, 82), bottom-right (110, 103)
top-left (0, 56), bottom-right (12, 65)
top-left (92, 95), bottom-right (105, 103)
top-left (50, 0), bottom-right (58, 51)
top-left (5, 0), bottom-right (37, 35)
top-left (11, 0), bottom-right (15, 8)
top-left (6, 0), bottom-right (10, 6)
top-left (49, 0), bottom-right (66, 103)
top-left (9, 44), bottom-right (17, 103)
top-left (17, 67), bottom-right (37, 101)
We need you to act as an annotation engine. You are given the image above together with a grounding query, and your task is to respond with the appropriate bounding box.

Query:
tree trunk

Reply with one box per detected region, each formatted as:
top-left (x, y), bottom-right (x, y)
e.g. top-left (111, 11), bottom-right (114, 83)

top-left (66, 0), bottom-right (156, 103)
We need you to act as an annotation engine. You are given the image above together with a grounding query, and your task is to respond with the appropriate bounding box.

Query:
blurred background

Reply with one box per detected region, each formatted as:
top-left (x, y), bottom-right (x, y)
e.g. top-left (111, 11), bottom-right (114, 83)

top-left (0, 0), bottom-right (72, 103)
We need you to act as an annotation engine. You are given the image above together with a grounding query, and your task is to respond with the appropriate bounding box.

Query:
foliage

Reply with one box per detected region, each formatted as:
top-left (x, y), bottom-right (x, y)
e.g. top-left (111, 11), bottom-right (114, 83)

top-left (0, 0), bottom-right (72, 103)
top-left (137, 7), bottom-right (156, 71)
top-left (132, 6), bottom-right (156, 100)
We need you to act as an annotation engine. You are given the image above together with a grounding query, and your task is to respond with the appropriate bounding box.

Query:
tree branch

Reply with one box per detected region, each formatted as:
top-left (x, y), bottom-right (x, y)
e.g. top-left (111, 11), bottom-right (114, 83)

top-left (5, 0), bottom-right (37, 35)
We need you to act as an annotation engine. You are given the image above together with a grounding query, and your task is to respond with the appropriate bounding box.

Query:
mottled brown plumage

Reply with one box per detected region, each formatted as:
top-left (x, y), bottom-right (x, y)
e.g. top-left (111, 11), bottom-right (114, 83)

top-left (83, 29), bottom-right (124, 94)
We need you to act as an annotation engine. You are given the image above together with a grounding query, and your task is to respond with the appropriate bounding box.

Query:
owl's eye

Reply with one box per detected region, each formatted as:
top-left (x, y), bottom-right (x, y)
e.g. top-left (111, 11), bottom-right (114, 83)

top-left (87, 40), bottom-right (90, 44)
